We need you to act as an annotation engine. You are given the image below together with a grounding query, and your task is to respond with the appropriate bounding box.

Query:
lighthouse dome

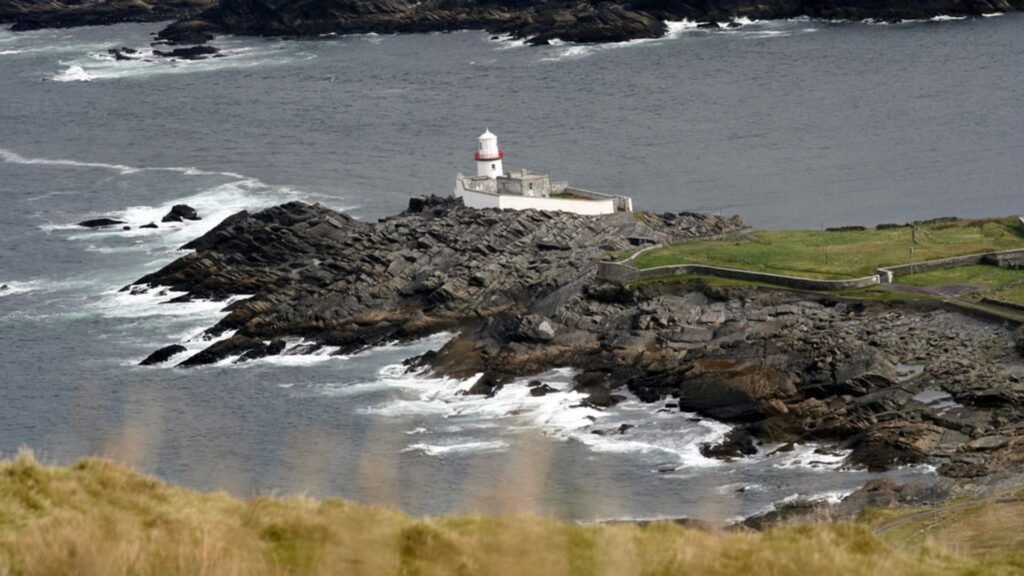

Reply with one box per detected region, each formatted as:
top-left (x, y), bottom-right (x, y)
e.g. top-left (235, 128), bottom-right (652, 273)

top-left (479, 129), bottom-right (496, 140)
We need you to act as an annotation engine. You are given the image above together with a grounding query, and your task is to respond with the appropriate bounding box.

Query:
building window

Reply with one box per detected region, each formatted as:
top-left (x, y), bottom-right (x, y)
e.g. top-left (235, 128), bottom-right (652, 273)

top-left (491, 164), bottom-right (495, 170)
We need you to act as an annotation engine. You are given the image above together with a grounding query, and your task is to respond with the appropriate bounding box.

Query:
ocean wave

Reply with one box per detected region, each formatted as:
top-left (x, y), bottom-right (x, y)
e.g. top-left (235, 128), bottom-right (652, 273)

top-left (0, 278), bottom-right (94, 299)
top-left (52, 64), bottom-right (95, 82)
top-left (766, 443), bottom-right (849, 471)
top-left (864, 14), bottom-right (971, 25)
top-left (358, 364), bottom-right (733, 468)
top-left (91, 286), bottom-right (249, 320)
top-left (537, 17), bottom-right (819, 61)
top-left (402, 440), bottom-right (510, 457)
top-left (1, 146), bottom-right (248, 179)
top-left (48, 40), bottom-right (316, 83)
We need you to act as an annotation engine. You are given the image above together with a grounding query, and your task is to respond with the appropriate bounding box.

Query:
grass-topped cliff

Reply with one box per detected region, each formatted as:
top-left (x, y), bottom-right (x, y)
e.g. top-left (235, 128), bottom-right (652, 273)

top-left (1, 452), bottom-right (1023, 575)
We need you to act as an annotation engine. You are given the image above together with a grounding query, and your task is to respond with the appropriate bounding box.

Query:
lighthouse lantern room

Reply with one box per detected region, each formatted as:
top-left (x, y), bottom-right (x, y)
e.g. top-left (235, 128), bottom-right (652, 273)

top-left (475, 129), bottom-right (504, 178)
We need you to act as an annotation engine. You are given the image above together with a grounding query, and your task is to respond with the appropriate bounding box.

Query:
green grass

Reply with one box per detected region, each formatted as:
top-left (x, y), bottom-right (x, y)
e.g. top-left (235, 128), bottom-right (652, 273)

top-left (898, 265), bottom-right (1024, 305)
top-left (863, 496), bottom-right (1024, 568)
top-left (2, 452), bottom-right (1023, 575)
top-left (634, 218), bottom-right (1024, 280)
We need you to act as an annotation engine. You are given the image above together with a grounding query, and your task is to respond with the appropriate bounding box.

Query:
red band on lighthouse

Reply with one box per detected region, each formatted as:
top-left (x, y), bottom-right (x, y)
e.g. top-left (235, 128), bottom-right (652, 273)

top-left (475, 150), bottom-right (504, 161)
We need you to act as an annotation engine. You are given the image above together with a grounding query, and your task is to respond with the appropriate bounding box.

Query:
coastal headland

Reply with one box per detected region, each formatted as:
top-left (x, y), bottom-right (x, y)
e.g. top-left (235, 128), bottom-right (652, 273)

top-left (130, 197), bottom-right (1024, 500)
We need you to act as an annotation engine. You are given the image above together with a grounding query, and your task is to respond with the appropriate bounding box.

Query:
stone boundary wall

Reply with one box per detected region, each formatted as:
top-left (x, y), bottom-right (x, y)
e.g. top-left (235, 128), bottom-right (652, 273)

top-left (877, 248), bottom-right (1024, 281)
top-left (597, 260), bottom-right (880, 291)
top-left (981, 297), bottom-right (1024, 313)
top-left (600, 247), bottom-right (1024, 292)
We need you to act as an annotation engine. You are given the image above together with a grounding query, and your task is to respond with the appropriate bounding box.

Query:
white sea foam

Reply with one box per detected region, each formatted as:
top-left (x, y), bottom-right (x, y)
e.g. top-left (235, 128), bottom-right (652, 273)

top-left (767, 443), bottom-right (848, 471)
top-left (31, 174), bottom-right (312, 257)
top-left (664, 19), bottom-right (702, 37)
top-left (48, 40), bottom-right (315, 83)
top-left (52, 64), bottom-right (95, 82)
top-left (91, 286), bottom-right (249, 319)
top-left (402, 440), bottom-right (509, 457)
top-left (0, 278), bottom-right (94, 299)
top-left (0, 146), bottom-right (247, 179)
top-left (358, 363), bottom-right (731, 466)
top-left (491, 33), bottom-right (528, 50)
top-left (0, 280), bottom-right (42, 297)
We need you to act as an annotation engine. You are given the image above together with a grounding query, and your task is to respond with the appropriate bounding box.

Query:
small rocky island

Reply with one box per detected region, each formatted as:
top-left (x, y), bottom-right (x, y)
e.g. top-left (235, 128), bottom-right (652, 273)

top-left (131, 197), bottom-right (1024, 497)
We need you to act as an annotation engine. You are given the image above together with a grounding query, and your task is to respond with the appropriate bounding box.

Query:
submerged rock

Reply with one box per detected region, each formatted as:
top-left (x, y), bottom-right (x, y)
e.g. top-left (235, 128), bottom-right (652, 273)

top-left (153, 45), bottom-right (219, 60)
top-left (78, 218), bottom-right (126, 228)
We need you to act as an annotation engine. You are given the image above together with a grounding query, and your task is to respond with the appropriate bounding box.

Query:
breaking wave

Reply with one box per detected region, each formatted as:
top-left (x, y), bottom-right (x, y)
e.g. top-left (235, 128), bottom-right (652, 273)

top-left (49, 40), bottom-right (316, 83)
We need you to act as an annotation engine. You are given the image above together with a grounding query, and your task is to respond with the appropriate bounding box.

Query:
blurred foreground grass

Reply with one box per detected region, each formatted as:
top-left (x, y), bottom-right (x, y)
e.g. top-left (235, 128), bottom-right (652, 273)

top-left (1, 451), bottom-right (1022, 575)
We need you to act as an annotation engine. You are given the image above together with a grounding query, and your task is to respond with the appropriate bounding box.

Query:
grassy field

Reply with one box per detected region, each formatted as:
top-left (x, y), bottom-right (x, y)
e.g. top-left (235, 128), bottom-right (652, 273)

top-left (633, 218), bottom-right (1024, 279)
top-left (1, 453), bottom-right (1023, 575)
top-left (898, 265), bottom-right (1024, 305)
top-left (864, 488), bottom-right (1024, 567)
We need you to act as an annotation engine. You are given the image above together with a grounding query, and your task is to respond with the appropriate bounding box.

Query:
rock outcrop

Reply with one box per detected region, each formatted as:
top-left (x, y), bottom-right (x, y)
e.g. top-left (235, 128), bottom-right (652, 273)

top-left (78, 217), bottom-right (126, 228)
top-left (0, 0), bottom-right (215, 31)
top-left (155, 0), bottom-right (1024, 45)
top-left (161, 204), bottom-right (201, 222)
top-left (130, 197), bottom-right (1024, 481)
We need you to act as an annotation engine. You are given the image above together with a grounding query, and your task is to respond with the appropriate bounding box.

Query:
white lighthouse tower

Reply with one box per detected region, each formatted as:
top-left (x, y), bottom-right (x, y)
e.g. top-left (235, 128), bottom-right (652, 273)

top-left (475, 129), bottom-right (504, 178)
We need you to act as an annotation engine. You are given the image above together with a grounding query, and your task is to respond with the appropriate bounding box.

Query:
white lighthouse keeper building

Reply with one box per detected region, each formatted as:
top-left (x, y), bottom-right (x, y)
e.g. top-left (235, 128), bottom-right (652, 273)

top-left (453, 129), bottom-right (633, 215)
top-left (476, 129), bottom-right (504, 178)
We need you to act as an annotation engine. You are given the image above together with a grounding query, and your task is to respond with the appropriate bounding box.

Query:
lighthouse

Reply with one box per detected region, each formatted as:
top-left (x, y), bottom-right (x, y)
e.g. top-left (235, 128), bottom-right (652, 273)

top-left (453, 130), bottom-right (633, 214)
top-left (475, 129), bottom-right (504, 178)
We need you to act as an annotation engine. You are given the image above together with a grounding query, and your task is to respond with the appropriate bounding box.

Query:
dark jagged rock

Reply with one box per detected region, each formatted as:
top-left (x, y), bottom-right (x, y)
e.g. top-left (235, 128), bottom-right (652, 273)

top-left (153, 45), bottom-right (219, 60)
top-left (140, 344), bottom-right (187, 366)
top-left (78, 218), bottom-right (125, 228)
top-left (1, 0), bottom-right (214, 31)
top-left (140, 222), bottom-right (159, 229)
top-left (700, 428), bottom-right (757, 460)
top-left (155, 0), bottom-right (1024, 46)
top-left (466, 373), bottom-right (503, 397)
top-left (161, 204), bottom-right (201, 223)
top-left (108, 46), bottom-right (139, 61)
top-left (530, 384), bottom-right (558, 397)
top-left (130, 198), bottom-right (1024, 482)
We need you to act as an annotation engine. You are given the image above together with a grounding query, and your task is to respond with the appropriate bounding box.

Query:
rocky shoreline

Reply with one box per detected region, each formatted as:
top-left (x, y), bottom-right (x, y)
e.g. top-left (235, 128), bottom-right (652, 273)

top-left (130, 197), bottom-right (1024, 517)
top-left (3, 0), bottom-right (1021, 46)
top-left (152, 0), bottom-right (1024, 45)
top-left (0, 0), bottom-right (213, 31)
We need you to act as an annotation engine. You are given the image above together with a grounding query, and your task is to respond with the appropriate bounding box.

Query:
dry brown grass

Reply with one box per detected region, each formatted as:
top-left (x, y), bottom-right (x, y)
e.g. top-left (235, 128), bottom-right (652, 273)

top-left (0, 451), bottom-right (1020, 576)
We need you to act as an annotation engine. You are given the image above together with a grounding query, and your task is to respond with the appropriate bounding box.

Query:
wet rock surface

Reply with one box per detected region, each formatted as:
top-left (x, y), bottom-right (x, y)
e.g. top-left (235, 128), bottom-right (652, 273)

top-left (131, 197), bottom-right (1024, 488)
top-left (161, 204), bottom-right (201, 222)
top-left (154, 0), bottom-right (1024, 46)
top-left (1, 0), bottom-right (214, 31)
top-left (78, 217), bottom-right (126, 228)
